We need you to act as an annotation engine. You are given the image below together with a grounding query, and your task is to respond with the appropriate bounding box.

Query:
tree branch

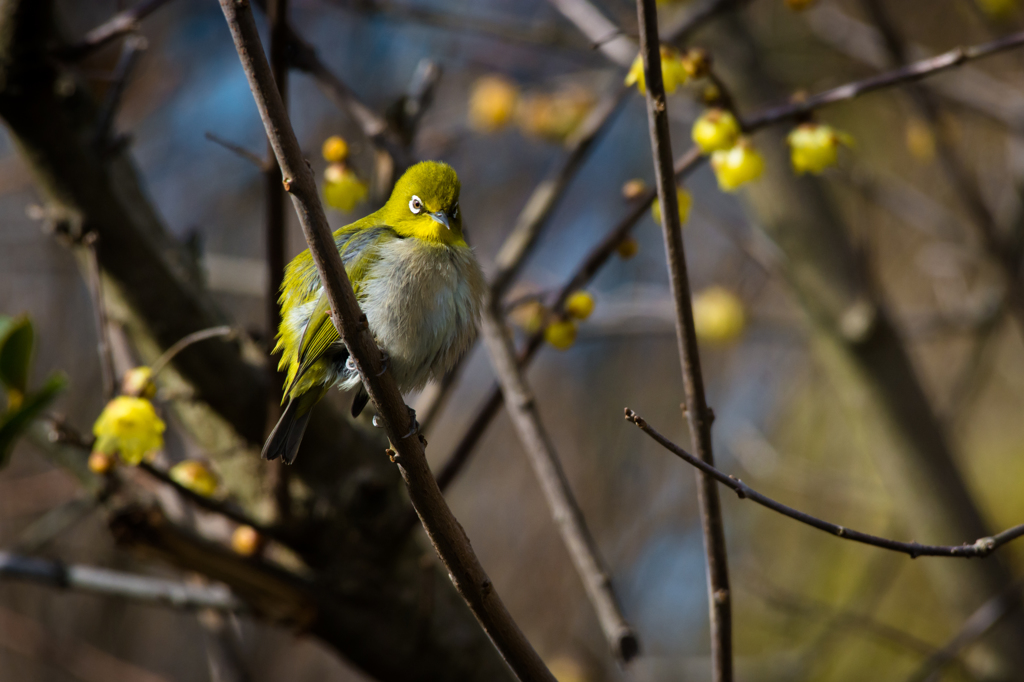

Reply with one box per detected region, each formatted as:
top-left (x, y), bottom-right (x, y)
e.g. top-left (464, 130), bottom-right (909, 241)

top-left (479, 300), bottom-right (638, 662)
top-left (0, 551), bottom-right (244, 611)
top-left (217, 2), bottom-right (555, 679)
top-left (635, 1), bottom-right (731, 679)
top-left (545, 0), bottom-right (636, 67)
top-left (624, 409), bottom-right (1024, 558)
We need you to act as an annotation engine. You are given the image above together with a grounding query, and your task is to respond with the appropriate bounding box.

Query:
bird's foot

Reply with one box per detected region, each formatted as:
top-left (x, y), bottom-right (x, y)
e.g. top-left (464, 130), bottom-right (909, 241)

top-left (375, 350), bottom-right (390, 377)
top-left (401, 406), bottom-right (421, 440)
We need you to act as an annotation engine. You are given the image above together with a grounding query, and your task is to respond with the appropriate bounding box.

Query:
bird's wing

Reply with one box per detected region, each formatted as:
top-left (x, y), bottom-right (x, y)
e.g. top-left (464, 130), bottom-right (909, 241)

top-left (286, 225), bottom-right (397, 394)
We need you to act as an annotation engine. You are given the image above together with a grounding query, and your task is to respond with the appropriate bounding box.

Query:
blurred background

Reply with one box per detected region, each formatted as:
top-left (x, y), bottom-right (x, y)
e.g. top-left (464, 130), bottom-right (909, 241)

top-left (3, 0), bottom-right (1024, 680)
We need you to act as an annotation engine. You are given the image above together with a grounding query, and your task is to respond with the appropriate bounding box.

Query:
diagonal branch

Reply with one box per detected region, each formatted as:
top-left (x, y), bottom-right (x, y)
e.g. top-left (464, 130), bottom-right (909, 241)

top-left (479, 300), bottom-right (638, 662)
top-left (217, 1), bottom-right (555, 679)
top-left (634, 0), bottom-right (731, 680)
top-left (0, 551), bottom-right (244, 611)
top-left (625, 409), bottom-right (1024, 558)
top-left (59, 0), bottom-right (176, 60)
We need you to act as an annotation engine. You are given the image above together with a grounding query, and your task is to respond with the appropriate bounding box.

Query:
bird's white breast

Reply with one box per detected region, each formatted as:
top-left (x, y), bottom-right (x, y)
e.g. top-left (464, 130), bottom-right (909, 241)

top-left (345, 238), bottom-right (485, 392)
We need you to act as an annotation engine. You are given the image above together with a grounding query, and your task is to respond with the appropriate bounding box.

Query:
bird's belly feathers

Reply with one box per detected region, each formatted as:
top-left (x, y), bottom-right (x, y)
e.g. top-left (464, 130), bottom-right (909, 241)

top-left (343, 239), bottom-right (484, 392)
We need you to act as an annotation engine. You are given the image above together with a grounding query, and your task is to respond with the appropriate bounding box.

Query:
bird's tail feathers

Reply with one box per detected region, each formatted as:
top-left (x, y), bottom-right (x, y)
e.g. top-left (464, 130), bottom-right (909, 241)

top-left (262, 390), bottom-right (322, 464)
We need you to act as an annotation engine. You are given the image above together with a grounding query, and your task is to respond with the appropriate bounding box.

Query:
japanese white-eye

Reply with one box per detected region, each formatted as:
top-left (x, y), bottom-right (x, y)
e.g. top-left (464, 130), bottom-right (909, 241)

top-left (263, 161), bottom-right (485, 464)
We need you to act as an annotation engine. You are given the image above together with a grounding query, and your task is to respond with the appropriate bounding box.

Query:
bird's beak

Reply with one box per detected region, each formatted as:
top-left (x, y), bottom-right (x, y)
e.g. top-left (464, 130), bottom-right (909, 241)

top-left (429, 211), bottom-right (451, 230)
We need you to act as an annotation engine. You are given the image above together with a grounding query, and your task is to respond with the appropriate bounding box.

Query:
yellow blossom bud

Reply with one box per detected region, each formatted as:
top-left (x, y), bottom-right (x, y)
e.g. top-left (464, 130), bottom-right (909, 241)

top-left (625, 47), bottom-right (691, 95)
top-left (692, 286), bottom-right (745, 344)
top-left (565, 291), bottom-right (595, 320)
top-left (785, 0), bottom-right (819, 9)
top-left (616, 236), bottom-right (640, 260)
top-left (787, 123), bottom-right (854, 175)
top-left (88, 451), bottom-right (115, 475)
top-left (976, 0), bottom-right (1017, 18)
top-left (469, 76), bottom-right (519, 132)
top-left (510, 300), bottom-right (547, 335)
top-left (121, 366), bottom-right (156, 399)
top-left (169, 460), bottom-right (219, 498)
top-left (679, 48), bottom-right (710, 80)
top-left (711, 141), bottom-right (765, 192)
top-left (692, 109), bottom-right (741, 153)
top-left (621, 179), bottom-right (648, 201)
top-left (92, 396), bottom-right (165, 466)
top-left (231, 525), bottom-right (262, 557)
top-left (516, 88), bottom-right (594, 142)
top-left (544, 319), bottom-right (578, 350)
top-left (651, 187), bottom-right (692, 225)
top-left (321, 135), bottom-right (349, 163)
top-left (905, 118), bottom-right (936, 162)
top-left (323, 164), bottom-right (368, 212)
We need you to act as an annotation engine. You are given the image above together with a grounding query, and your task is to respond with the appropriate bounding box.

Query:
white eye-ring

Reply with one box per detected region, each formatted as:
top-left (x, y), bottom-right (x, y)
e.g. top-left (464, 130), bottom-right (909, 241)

top-left (409, 195), bottom-right (423, 214)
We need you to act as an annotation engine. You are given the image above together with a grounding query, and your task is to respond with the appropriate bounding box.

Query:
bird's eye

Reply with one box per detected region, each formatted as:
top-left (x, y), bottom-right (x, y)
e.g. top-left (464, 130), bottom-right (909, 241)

top-left (409, 195), bottom-right (423, 214)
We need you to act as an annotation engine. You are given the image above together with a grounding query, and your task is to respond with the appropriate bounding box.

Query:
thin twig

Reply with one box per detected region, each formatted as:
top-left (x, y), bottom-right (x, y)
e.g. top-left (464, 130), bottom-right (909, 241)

top-left (81, 232), bottom-right (117, 399)
top-left (151, 326), bottom-right (235, 376)
top-left (0, 551), bottom-right (244, 611)
top-left (635, 0), bottom-right (731, 679)
top-left (479, 299), bottom-right (639, 661)
top-left (545, 0), bottom-right (637, 67)
top-left (743, 28), bottom-right (1024, 130)
top-left (217, 2), bottom-right (555, 679)
top-left (624, 409), bottom-right (1024, 558)
top-left (93, 34), bottom-right (147, 149)
top-left (906, 579), bottom-right (1024, 682)
top-left (205, 132), bottom-right (267, 169)
top-left (59, 0), bottom-right (175, 60)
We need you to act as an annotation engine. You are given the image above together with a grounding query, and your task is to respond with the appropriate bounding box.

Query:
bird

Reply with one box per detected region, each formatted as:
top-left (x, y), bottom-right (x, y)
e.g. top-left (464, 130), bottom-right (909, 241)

top-left (263, 160), bottom-right (485, 464)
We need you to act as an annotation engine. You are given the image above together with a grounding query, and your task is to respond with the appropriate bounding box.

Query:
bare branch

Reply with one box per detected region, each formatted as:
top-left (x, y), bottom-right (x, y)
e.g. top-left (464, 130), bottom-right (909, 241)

top-left (479, 301), bottom-right (638, 662)
top-left (59, 0), bottom-right (175, 60)
top-left (624, 409), bottom-right (1024, 558)
top-left (151, 326), bottom-right (236, 376)
top-left (217, 2), bottom-right (555, 679)
top-left (94, 34), bottom-right (147, 149)
top-left (0, 551), bottom-right (244, 611)
top-left (635, 0), bottom-right (731, 679)
top-left (545, 0), bottom-right (637, 67)
top-left (204, 132), bottom-right (267, 169)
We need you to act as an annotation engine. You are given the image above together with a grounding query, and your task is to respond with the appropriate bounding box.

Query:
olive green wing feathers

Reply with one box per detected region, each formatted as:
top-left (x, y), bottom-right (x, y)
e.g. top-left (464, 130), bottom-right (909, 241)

top-left (281, 225), bottom-right (398, 398)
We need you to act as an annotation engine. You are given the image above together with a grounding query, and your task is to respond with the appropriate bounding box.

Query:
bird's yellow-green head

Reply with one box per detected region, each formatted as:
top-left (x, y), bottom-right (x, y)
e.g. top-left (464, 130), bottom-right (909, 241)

top-left (381, 161), bottom-right (465, 246)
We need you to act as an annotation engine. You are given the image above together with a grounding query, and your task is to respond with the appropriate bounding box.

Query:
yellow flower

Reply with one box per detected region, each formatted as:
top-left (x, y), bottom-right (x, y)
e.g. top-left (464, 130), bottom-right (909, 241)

top-left (231, 525), bottom-right (262, 556)
top-left (565, 291), bottom-right (595, 320)
top-left (544, 319), bottom-right (578, 350)
top-left (621, 178), bottom-right (648, 201)
top-left (976, 0), bottom-right (1017, 18)
top-left (88, 451), bottom-right (115, 475)
top-left (905, 118), bottom-right (936, 162)
top-left (692, 109), bottom-right (741, 153)
top-left (785, 0), bottom-right (818, 9)
top-left (323, 164), bottom-right (368, 212)
top-left (616, 236), bottom-right (639, 260)
top-left (625, 47), bottom-right (691, 95)
top-left (515, 88), bottom-right (594, 142)
top-left (121, 366), bottom-right (156, 398)
top-left (509, 300), bottom-right (547, 335)
top-left (169, 460), bottom-right (219, 498)
top-left (469, 76), bottom-right (519, 132)
top-left (321, 135), bottom-right (349, 163)
top-left (692, 286), bottom-right (745, 344)
top-left (787, 123), bottom-right (854, 175)
top-left (651, 187), bottom-right (692, 225)
top-left (92, 396), bottom-right (165, 465)
top-left (711, 141), bottom-right (765, 192)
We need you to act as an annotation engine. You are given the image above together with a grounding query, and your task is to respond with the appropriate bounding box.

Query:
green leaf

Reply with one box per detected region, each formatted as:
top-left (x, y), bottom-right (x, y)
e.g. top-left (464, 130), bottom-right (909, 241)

top-left (0, 372), bottom-right (66, 470)
top-left (0, 315), bottom-right (34, 395)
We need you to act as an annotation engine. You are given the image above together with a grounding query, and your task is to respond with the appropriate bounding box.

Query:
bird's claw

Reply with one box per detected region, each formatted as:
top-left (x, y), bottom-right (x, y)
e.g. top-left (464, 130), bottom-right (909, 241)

top-left (376, 351), bottom-right (390, 377)
top-left (401, 406), bottom-right (420, 439)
